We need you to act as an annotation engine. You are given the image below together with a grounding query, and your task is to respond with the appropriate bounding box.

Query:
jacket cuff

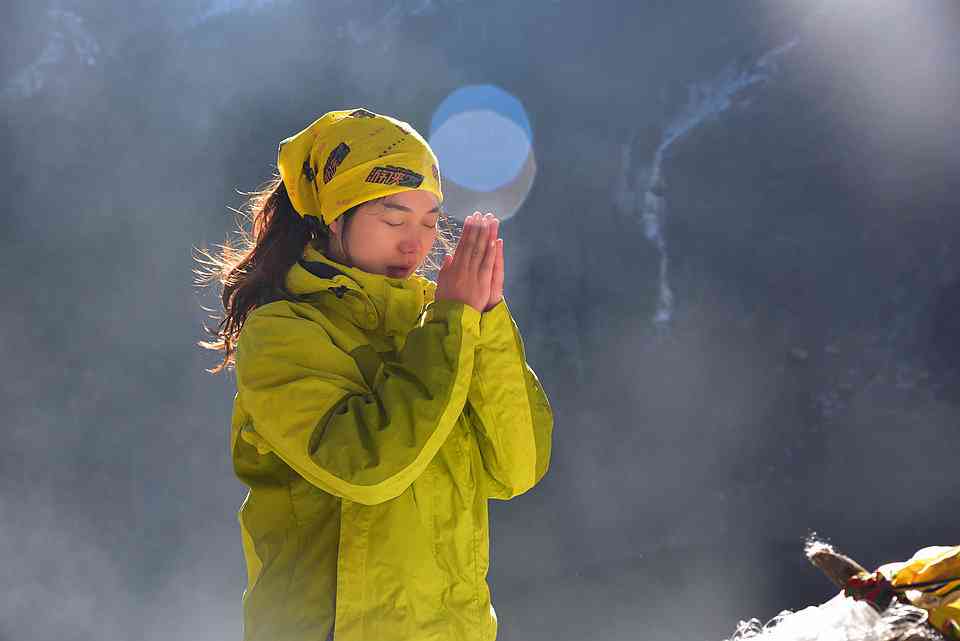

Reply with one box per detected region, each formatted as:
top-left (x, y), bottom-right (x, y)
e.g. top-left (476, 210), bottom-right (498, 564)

top-left (477, 298), bottom-right (513, 347)
top-left (424, 299), bottom-right (482, 337)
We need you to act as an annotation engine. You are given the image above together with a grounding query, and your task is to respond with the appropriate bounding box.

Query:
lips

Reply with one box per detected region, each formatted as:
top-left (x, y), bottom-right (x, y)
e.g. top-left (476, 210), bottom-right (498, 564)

top-left (387, 265), bottom-right (413, 278)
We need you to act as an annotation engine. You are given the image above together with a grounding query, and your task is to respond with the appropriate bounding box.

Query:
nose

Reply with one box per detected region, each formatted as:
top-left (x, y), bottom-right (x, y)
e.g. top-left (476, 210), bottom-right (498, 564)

top-left (398, 229), bottom-right (424, 253)
top-left (398, 237), bottom-right (421, 257)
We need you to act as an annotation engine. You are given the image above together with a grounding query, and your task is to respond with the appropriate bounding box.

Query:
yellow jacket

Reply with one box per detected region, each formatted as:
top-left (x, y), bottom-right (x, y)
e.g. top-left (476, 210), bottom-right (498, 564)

top-left (230, 244), bottom-right (553, 641)
top-left (883, 545), bottom-right (960, 639)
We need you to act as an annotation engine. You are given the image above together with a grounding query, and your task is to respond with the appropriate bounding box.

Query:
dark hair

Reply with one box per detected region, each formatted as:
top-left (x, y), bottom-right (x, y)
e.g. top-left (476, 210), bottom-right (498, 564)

top-left (194, 173), bottom-right (456, 374)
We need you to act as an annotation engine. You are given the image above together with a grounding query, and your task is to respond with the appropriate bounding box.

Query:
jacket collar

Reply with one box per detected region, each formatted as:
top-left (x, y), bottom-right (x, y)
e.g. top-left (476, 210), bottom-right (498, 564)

top-left (284, 244), bottom-right (436, 336)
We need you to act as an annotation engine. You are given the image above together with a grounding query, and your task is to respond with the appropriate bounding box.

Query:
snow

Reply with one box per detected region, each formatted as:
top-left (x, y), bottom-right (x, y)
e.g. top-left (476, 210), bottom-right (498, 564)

top-left (725, 592), bottom-right (936, 641)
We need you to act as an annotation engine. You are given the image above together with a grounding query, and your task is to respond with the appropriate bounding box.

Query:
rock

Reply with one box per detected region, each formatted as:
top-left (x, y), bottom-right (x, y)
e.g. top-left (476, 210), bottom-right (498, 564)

top-left (805, 540), bottom-right (868, 589)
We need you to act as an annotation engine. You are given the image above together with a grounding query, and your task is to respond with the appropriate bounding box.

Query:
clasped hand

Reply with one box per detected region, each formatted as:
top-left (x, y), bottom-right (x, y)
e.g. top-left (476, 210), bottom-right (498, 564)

top-left (435, 212), bottom-right (504, 313)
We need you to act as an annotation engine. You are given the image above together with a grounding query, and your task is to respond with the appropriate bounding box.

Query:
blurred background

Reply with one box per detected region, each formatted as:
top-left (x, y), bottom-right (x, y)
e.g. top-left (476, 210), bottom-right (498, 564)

top-left (2, 1), bottom-right (959, 639)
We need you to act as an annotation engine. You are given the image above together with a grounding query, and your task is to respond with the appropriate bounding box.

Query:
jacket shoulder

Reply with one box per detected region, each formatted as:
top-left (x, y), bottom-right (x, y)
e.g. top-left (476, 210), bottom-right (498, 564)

top-left (245, 298), bottom-right (336, 324)
top-left (238, 300), bottom-right (337, 351)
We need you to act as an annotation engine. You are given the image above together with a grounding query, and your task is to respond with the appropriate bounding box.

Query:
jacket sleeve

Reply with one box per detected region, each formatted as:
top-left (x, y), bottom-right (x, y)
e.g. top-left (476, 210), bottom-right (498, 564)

top-left (463, 297), bottom-right (554, 500)
top-left (235, 298), bottom-right (481, 505)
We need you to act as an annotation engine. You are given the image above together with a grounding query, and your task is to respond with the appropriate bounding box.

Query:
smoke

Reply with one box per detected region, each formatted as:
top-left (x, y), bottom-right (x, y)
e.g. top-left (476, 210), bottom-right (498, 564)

top-left (2, 1), bottom-right (958, 640)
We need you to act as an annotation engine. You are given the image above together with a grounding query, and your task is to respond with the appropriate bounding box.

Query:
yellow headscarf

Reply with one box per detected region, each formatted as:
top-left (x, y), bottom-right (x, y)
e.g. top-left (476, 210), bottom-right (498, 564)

top-left (277, 108), bottom-right (443, 224)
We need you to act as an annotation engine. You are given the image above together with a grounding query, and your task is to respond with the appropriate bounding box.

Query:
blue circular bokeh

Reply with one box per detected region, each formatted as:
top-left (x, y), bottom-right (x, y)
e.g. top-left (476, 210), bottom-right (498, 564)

top-left (429, 85), bottom-right (533, 192)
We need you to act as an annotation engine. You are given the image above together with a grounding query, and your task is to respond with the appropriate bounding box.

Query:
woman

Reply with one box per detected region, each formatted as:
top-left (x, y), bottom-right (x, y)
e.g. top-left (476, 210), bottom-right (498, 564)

top-left (196, 108), bottom-right (554, 641)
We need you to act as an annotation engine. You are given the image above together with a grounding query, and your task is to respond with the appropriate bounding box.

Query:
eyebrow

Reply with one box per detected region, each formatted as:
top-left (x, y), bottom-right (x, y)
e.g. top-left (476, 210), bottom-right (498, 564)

top-left (382, 200), bottom-right (441, 214)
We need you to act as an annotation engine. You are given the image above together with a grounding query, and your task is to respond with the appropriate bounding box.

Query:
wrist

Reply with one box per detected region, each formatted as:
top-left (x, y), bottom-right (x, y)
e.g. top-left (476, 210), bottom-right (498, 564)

top-left (482, 296), bottom-right (504, 313)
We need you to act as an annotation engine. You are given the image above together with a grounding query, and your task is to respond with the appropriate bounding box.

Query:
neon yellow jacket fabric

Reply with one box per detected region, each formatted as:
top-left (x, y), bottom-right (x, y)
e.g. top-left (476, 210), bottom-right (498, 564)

top-left (230, 244), bottom-right (554, 641)
top-left (887, 545), bottom-right (960, 639)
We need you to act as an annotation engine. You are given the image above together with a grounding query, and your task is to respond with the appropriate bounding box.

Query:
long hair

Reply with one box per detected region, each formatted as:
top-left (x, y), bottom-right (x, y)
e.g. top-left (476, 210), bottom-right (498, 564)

top-left (194, 173), bottom-right (456, 374)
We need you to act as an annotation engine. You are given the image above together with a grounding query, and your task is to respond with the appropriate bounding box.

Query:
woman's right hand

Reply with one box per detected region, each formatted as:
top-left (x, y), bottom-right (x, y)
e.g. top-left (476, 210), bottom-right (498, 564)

top-left (435, 212), bottom-right (497, 313)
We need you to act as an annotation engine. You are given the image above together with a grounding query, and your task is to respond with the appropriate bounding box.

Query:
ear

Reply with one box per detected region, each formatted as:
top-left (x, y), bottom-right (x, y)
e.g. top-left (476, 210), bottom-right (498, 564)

top-left (328, 218), bottom-right (341, 236)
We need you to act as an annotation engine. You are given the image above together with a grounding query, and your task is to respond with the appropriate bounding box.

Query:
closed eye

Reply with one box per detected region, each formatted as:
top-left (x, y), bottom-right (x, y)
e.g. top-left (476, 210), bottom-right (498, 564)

top-left (384, 221), bottom-right (437, 228)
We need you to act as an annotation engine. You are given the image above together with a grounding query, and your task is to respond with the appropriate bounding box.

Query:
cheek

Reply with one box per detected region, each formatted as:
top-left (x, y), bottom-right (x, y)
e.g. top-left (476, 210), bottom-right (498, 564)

top-left (350, 220), bottom-right (391, 258)
top-left (361, 218), bottom-right (391, 241)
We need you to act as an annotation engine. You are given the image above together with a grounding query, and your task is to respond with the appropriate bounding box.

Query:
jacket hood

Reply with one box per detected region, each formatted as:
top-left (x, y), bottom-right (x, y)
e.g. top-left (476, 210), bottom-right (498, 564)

top-left (284, 244), bottom-right (437, 336)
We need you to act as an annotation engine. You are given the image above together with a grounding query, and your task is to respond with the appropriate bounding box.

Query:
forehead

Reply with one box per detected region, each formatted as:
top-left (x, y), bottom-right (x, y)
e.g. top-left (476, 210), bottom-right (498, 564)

top-left (378, 190), bottom-right (441, 211)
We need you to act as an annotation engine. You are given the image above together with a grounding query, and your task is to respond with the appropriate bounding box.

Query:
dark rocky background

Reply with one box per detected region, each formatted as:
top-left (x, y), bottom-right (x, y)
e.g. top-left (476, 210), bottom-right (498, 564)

top-left (2, 1), bottom-right (958, 639)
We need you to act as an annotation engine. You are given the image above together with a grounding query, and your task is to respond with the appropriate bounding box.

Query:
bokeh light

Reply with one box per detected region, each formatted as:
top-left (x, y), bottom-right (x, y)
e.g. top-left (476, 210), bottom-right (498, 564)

top-left (429, 84), bottom-right (536, 221)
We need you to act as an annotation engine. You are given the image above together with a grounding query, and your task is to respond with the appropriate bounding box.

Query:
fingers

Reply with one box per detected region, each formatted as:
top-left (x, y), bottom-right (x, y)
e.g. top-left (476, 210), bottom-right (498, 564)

top-left (493, 238), bottom-right (504, 290)
top-left (465, 213), bottom-right (485, 272)
top-left (451, 215), bottom-right (473, 266)
top-left (478, 217), bottom-right (497, 275)
top-left (456, 213), bottom-right (478, 266)
top-left (461, 212), bottom-right (495, 272)
top-left (436, 211), bottom-right (503, 310)
top-left (446, 211), bottom-right (500, 280)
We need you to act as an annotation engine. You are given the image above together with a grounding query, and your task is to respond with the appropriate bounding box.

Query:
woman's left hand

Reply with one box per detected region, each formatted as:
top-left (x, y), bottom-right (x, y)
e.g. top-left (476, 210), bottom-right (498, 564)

top-left (479, 212), bottom-right (504, 312)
